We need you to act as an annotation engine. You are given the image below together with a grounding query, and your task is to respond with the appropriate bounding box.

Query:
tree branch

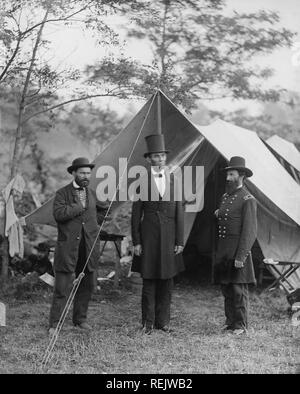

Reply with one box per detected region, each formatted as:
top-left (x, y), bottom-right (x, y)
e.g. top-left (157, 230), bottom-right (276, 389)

top-left (159, 0), bottom-right (169, 84)
top-left (10, 9), bottom-right (50, 179)
top-left (21, 1), bottom-right (94, 38)
top-left (0, 2), bottom-right (92, 83)
top-left (0, 33), bottom-right (22, 82)
top-left (22, 91), bottom-right (126, 124)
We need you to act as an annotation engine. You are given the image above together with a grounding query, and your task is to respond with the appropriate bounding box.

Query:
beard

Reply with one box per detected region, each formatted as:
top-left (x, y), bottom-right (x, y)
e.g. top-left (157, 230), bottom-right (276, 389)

top-left (225, 179), bottom-right (239, 194)
top-left (75, 177), bottom-right (89, 188)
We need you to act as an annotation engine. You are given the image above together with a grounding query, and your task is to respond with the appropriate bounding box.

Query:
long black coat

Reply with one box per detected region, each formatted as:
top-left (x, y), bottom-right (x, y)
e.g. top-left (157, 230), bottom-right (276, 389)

top-left (214, 186), bottom-right (257, 285)
top-left (53, 182), bottom-right (102, 272)
top-left (131, 171), bottom-right (184, 279)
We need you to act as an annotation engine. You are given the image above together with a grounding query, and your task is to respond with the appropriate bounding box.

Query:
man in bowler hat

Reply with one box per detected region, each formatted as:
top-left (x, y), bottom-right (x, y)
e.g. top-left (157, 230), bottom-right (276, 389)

top-left (214, 156), bottom-right (257, 335)
top-left (131, 134), bottom-right (184, 334)
top-left (48, 157), bottom-right (107, 335)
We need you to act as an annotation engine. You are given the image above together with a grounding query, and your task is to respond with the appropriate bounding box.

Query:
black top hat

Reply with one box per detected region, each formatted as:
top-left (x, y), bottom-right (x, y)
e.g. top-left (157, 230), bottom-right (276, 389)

top-left (144, 134), bottom-right (170, 158)
top-left (223, 156), bottom-right (253, 177)
top-left (67, 157), bottom-right (95, 174)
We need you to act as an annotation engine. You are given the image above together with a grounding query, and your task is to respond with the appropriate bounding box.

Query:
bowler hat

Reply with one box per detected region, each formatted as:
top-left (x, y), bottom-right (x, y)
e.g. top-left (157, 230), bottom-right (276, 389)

top-left (144, 134), bottom-right (169, 158)
top-left (67, 157), bottom-right (95, 174)
top-left (223, 156), bottom-right (253, 177)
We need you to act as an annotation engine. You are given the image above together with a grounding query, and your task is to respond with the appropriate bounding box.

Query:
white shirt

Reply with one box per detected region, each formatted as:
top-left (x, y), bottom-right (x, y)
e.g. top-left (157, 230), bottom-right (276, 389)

top-left (73, 180), bottom-right (86, 208)
top-left (73, 181), bottom-right (81, 189)
top-left (151, 167), bottom-right (166, 196)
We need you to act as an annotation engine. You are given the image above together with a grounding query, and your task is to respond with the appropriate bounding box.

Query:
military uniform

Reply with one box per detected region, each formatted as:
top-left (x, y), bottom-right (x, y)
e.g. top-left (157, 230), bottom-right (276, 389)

top-left (214, 185), bottom-right (257, 330)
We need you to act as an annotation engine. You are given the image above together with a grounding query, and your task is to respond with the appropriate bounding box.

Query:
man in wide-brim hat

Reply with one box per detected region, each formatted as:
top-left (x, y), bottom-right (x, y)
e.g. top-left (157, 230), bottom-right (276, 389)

top-left (214, 156), bottom-right (257, 335)
top-left (48, 157), bottom-right (108, 335)
top-left (131, 134), bottom-right (184, 334)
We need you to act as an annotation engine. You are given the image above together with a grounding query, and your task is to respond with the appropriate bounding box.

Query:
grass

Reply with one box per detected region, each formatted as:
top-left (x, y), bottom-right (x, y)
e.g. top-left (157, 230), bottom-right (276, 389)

top-left (0, 276), bottom-right (299, 374)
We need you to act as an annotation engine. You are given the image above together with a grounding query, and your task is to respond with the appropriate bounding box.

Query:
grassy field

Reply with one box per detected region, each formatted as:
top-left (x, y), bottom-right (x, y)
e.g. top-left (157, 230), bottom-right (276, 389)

top-left (0, 276), bottom-right (299, 374)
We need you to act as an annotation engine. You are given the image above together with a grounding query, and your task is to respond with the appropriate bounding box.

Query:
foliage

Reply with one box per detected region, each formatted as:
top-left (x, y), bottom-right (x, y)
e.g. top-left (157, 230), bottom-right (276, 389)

top-left (0, 0), bottom-right (147, 109)
top-left (88, 0), bottom-right (295, 111)
top-left (212, 91), bottom-right (300, 147)
top-left (0, 0), bottom-right (148, 182)
top-left (0, 86), bottom-right (57, 184)
top-left (62, 103), bottom-right (126, 158)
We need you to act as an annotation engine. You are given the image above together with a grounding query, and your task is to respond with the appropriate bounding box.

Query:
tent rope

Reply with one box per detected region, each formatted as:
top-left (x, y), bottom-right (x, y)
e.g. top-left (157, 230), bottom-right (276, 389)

top-left (40, 91), bottom-right (158, 370)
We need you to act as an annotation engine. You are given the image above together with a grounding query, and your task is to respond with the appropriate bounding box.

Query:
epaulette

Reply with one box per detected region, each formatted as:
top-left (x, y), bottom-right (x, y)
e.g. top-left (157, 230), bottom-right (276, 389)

top-left (243, 194), bottom-right (254, 201)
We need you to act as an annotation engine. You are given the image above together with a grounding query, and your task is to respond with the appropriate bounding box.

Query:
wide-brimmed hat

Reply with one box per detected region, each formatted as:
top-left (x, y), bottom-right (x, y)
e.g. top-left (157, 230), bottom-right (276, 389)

top-left (144, 134), bottom-right (169, 158)
top-left (67, 157), bottom-right (95, 174)
top-left (223, 156), bottom-right (253, 177)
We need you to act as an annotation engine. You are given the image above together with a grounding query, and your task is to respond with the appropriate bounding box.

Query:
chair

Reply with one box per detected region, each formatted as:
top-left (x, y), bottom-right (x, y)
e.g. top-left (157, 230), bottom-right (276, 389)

top-left (263, 259), bottom-right (300, 325)
top-left (263, 259), bottom-right (300, 296)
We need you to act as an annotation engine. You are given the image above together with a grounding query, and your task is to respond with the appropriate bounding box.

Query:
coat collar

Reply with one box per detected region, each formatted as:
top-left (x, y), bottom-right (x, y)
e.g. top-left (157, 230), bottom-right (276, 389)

top-left (226, 184), bottom-right (244, 196)
top-left (67, 182), bottom-right (90, 206)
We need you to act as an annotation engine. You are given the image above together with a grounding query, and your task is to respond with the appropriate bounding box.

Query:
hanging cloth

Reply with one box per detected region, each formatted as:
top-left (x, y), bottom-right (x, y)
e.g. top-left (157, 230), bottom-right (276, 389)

top-left (2, 175), bottom-right (25, 258)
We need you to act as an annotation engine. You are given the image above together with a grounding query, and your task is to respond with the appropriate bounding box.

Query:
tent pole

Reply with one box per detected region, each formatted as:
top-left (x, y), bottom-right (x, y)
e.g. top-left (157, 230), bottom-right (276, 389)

top-left (157, 90), bottom-right (162, 134)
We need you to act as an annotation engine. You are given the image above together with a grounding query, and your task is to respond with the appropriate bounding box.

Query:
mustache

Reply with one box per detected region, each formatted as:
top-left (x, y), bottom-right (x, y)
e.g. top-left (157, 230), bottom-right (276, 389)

top-left (226, 180), bottom-right (237, 185)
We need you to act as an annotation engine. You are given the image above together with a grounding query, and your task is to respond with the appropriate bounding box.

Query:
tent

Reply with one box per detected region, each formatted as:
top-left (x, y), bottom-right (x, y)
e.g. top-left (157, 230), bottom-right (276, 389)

top-left (195, 121), bottom-right (300, 288)
top-left (266, 135), bottom-right (300, 172)
top-left (24, 90), bottom-right (203, 227)
top-left (266, 135), bottom-right (300, 184)
top-left (24, 90), bottom-right (300, 288)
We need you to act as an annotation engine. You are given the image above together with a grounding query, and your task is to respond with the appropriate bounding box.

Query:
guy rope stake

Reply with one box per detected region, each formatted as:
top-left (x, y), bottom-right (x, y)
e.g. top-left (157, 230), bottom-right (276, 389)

top-left (40, 92), bottom-right (158, 371)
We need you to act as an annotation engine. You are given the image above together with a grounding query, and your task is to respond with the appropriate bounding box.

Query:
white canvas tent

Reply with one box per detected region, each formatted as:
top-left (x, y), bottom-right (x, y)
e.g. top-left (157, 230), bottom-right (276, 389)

top-left (266, 135), bottom-right (300, 184)
top-left (266, 135), bottom-right (300, 173)
top-left (24, 90), bottom-right (300, 289)
top-left (196, 120), bottom-right (300, 288)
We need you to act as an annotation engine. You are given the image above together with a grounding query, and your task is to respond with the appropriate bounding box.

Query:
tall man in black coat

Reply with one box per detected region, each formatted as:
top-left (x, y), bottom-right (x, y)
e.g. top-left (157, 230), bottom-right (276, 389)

top-left (131, 134), bottom-right (184, 334)
top-left (48, 157), bottom-right (107, 335)
top-left (214, 156), bottom-right (257, 335)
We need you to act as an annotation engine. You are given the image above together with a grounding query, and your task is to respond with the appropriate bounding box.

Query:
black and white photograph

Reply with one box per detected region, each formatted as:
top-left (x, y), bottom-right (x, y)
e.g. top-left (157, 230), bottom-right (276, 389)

top-left (0, 0), bottom-right (299, 376)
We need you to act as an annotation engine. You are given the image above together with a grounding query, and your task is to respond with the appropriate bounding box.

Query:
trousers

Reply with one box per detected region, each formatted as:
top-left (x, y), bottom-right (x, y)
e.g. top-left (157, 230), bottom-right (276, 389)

top-left (49, 233), bottom-right (95, 328)
top-left (141, 278), bottom-right (173, 329)
top-left (221, 283), bottom-right (249, 329)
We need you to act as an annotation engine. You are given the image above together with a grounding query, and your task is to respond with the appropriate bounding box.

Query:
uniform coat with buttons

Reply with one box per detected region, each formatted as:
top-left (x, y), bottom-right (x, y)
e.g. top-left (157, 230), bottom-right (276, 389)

top-left (131, 171), bottom-right (184, 279)
top-left (214, 186), bottom-right (257, 284)
top-left (53, 182), bottom-right (101, 272)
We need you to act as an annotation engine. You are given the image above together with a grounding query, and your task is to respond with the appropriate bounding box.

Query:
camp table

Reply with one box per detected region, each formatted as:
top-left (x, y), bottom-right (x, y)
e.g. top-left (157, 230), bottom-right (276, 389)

top-left (99, 231), bottom-right (125, 288)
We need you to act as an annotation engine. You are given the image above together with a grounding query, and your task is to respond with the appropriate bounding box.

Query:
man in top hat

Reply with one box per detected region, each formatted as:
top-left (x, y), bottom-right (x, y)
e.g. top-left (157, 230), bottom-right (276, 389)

top-left (131, 134), bottom-right (184, 334)
top-left (48, 157), bottom-right (108, 335)
top-left (214, 156), bottom-right (257, 335)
